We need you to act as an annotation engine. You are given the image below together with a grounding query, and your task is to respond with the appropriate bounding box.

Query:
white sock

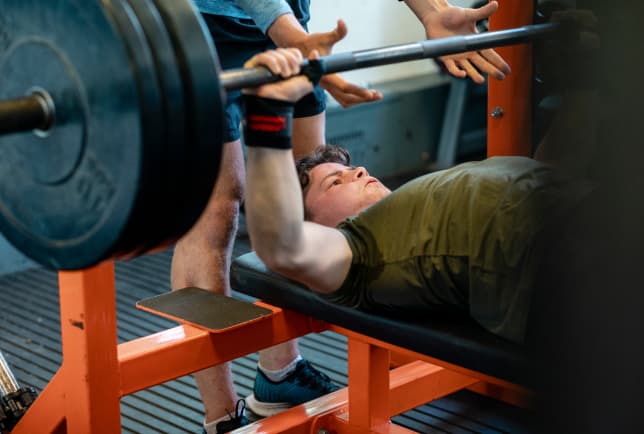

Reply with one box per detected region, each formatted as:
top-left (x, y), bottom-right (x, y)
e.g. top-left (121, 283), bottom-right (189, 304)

top-left (258, 355), bottom-right (302, 382)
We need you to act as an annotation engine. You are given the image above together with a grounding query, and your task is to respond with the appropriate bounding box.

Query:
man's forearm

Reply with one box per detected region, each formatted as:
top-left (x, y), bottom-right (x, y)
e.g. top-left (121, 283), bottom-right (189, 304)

top-left (266, 13), bottom-right (309, 48)
top-left (403, 0), bottom-right (450, 25)
top-left (241, 50), bottom-right (353, 293)
top-left (245, 148), bottom-right (307, 269)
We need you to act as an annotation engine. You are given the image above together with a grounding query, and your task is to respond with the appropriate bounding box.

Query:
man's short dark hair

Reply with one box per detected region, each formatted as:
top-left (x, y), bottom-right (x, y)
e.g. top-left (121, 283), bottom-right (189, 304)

top-left (295, 144), bottom-right (351, 195)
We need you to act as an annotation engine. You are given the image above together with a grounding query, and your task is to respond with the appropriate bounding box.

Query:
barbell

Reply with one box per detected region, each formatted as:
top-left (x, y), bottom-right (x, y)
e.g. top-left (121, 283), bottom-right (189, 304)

top-left (0, 0), bottom-right (561, 270)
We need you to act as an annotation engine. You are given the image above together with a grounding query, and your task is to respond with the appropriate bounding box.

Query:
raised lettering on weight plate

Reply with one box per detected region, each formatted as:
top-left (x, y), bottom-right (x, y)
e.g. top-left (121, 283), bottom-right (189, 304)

top-left (74, 152), bottom-right (116, 221)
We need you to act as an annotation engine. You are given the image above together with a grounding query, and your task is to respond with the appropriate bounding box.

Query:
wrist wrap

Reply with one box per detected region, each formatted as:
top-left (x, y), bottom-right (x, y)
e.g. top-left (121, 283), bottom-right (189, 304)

top-left (301, 59), bottom-right (326, 85)
top-left (243, 95), bottom-right (294, 149)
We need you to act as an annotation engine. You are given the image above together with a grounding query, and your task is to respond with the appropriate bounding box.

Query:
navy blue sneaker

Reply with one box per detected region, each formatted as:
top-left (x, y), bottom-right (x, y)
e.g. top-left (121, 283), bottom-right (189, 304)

top-left (203, 399), bottom-right (248, 434)
top-left (246, 360), bottom-right (340, 416)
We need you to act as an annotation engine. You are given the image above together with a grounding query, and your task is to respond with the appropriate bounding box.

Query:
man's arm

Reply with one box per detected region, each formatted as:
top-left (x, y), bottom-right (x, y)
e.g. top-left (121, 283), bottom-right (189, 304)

top-left (242, 50), bottom-right (353, 293)
top-left (235, 0), bottom-right (346, 60)
top-left (403, 0), bottom-right (511, 83)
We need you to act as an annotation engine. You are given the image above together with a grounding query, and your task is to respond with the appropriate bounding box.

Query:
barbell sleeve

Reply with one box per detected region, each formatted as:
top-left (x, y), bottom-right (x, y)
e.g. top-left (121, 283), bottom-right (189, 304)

top-left (220, 22), bottom-right (561, 91)
top-left (0, 93), bottom-right (53, 135)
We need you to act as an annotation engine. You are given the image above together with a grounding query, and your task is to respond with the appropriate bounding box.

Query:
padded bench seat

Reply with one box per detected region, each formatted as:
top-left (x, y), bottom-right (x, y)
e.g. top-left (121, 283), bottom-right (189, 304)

top-left (231, 252), bottom-right (534, 388)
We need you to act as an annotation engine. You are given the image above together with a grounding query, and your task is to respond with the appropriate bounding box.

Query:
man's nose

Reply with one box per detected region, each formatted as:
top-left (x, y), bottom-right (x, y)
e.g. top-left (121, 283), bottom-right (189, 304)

top-left (351, 166), bottom-right (368, 180)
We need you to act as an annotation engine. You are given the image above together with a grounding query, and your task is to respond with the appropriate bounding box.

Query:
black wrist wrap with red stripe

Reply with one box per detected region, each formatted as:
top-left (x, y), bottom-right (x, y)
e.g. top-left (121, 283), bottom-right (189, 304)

top-left (243, 95), bottom-right (294, 149)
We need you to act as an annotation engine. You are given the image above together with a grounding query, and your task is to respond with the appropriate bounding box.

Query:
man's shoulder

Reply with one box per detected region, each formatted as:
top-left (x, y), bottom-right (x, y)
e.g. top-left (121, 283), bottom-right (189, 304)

top-left (431, 156), bottom-right (550, 182)
top-left (383, 156), bottom-right (551, 201)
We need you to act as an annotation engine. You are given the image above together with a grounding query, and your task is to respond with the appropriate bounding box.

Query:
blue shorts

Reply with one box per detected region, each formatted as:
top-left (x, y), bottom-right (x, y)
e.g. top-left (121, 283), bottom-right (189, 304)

top-left (201, 10), bottom-right (327, 143)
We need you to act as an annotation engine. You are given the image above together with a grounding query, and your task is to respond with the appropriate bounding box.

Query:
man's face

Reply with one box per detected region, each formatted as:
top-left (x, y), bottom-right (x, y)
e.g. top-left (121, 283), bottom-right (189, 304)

top-left (304, 162), bottom-right (392, 227)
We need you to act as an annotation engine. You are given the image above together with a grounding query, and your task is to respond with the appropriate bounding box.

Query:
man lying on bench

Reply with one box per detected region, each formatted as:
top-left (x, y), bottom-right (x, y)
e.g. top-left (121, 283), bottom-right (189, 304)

top-left (240, 46), bottom-right (596, 348)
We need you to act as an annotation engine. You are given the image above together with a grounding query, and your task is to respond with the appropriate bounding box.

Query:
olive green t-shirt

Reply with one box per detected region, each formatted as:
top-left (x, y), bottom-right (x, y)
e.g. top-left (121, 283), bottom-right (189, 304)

top-left (327, 156), bottom-right (593, 343)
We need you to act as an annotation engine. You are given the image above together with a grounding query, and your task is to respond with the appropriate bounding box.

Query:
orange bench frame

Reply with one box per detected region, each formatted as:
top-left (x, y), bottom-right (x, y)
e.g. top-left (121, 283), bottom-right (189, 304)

top-left (11, 2), bottom-right (534, 433)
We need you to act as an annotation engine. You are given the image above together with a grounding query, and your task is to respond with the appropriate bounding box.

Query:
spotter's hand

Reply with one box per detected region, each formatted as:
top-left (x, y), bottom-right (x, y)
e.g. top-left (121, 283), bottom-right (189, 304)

top-left (422, 1), bottom-right (511, 83)
top-left (293, 19), bottom-right (383, 107)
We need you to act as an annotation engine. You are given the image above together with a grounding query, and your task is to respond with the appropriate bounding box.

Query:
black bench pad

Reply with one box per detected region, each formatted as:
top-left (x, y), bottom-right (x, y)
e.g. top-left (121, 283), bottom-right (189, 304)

top-left (231, 252), bottom-right (533, 387)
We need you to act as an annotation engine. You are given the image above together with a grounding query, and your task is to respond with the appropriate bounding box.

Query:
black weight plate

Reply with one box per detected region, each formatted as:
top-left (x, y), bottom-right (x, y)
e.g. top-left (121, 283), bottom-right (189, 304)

top-left (102, 0), bottom-right (172, 258)
top-left (103, 0), bottom-right (176, 258)
top-left (126, 0), bottom-right (186, 154)
top-left (118, 0), bottom-right (191, 256)
top-left (152, 0), bottom-right (224, 233)
top-left (0, 0), bottom-right (149, 269)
